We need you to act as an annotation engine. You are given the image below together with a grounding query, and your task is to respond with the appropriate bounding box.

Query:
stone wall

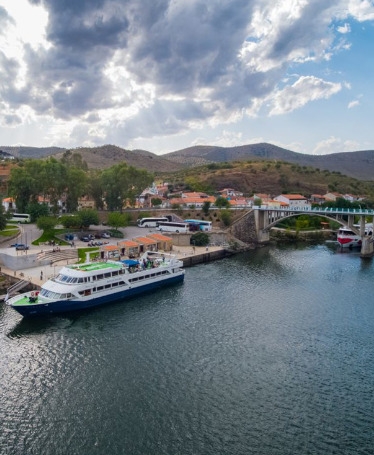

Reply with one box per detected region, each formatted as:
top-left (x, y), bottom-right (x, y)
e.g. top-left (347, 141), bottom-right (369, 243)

top-left (229, 210), bottom-right (258, 245)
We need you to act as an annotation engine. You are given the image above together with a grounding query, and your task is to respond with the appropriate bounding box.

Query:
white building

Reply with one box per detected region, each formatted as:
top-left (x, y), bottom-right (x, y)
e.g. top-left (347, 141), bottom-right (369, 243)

top-left (274, 194), bottom-right (311, 210)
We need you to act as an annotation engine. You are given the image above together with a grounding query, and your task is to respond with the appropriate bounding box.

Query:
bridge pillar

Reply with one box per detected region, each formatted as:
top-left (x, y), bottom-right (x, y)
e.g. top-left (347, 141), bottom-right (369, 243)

top-left (360, 238), bottom-right (374, 258)
top-left (254, 209), bottom-right (270, 243)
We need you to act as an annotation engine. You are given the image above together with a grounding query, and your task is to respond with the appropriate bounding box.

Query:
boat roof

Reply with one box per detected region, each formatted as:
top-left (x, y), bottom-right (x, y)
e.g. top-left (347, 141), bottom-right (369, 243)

top-left (68, 261), bottom-right (123, 273)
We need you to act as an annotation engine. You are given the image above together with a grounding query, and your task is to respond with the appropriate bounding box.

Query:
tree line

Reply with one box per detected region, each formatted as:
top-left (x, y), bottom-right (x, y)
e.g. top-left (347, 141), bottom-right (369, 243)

top-left (7, 151), bottom-right (154, 216)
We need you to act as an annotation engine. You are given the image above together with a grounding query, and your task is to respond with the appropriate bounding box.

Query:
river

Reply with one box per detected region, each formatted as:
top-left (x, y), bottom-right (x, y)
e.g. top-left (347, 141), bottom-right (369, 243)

top-left (1, 243), bottom-right (374, 455)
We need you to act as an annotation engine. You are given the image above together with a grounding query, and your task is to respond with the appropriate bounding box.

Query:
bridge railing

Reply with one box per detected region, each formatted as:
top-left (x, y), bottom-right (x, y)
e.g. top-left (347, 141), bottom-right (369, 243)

top-left (254, 206), bottom-right (374, 216)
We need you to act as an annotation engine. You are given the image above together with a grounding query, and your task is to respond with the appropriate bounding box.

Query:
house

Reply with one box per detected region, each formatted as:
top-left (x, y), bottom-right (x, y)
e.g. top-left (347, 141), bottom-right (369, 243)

top-left (133, 236), bottom-right (158, 254)
top-left (77, 195), bottom-right (95, 210)
top-left (147, 233), bottom-right (173, 252)
top-left (228, 198), bottom-right (252, 208)
top-left (168, 195), bottom-right (215, 208)
top-left (117, 240), bottom-right (140, 258)
top-left (274, 194), bottom-right (311, 209)
top-left (310, 194), bottom-right (325, 205)
top-left (343, 194), bottom-right (364, 203)
top-left (2, 197), bottom-right (16, 212)
top-left (323, 192), bottom-right (342, 202)
top-left (219, 188), bottom-right (244, 198)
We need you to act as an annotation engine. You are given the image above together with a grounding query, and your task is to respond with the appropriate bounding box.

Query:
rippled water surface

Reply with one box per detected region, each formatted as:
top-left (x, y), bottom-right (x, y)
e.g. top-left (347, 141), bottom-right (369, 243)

top-left (1, 244), bottom-right (374, 455)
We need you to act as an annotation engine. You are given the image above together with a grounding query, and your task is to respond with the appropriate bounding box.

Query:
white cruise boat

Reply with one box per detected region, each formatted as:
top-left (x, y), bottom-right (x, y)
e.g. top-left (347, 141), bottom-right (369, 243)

top-left (5, 251), bottom-right (184, 317)
top-left (337, 223), bottom-right (373, 248)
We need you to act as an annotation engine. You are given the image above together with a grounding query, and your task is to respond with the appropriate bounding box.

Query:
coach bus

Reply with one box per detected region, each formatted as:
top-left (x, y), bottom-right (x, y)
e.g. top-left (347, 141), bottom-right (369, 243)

top-left (9, 213), bottom-right (31, 223)
top-left (137, 216), bottom-right (169, 228)
top-left (156, 221), bottom-right (189, 233)
top-left (184, 219), bottom-right (212, 231)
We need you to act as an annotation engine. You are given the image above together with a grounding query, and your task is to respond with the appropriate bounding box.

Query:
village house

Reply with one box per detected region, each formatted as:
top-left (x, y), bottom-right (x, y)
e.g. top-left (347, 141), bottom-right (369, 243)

top-left (323, 192), bottom-right (342, 202)
top-left (219, 188), bottom-right (244, 198)
top-left (167, 191), bottom-right (215, 208)
top-left (310, 194), bottom-right (326, 205)
top-left (274, 194), bottom-right (311, 209)
top-left (2, 197), bottom-right (16, 212)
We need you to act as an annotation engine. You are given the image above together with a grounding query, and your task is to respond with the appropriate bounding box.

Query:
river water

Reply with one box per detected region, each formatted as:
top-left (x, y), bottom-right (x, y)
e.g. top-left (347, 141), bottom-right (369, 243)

top-left (1, 243), bottom-right (374, 455)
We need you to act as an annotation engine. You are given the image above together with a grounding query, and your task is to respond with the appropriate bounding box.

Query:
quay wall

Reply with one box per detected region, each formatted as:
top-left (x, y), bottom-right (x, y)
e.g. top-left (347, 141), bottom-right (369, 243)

top-left (181, 249), bottom-right (233, 267)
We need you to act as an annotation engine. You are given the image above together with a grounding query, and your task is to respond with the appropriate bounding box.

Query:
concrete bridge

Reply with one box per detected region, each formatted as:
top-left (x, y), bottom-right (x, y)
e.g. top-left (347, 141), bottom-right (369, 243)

top-left (230, 207), bottom-right (374, 257)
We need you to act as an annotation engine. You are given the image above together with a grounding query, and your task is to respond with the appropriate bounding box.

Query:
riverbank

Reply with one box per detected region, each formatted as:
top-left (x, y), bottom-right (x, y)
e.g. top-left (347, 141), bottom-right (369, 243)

top-left (0, 243), bottom-right (233, 298)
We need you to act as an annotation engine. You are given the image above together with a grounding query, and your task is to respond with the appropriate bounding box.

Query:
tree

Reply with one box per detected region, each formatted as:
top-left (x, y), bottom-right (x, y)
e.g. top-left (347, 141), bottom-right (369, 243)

top-left (65, 167), bottom-right (87, 213)
top-left (107, 212), bottom-right (131, 231)
top-left (101, 163), bottom-right (153, 211)
top-left (59, 215), bottom-right (82, 229)
top-left (87, 170), bottom-right (105, 210)
top-left (26, 202), bottom-right (50, 222)
top-left (151, 197), bottom-right (162, 207)
top-left (77, 209), bottom-right (99, 228)
top-left (202, 201), bottom-right (211, 216)
top-left (220, 209), bottom-right (232, 226)
top-left (36, 216), bottom-right (58, 233)
top-left (61, 150), bottom-right (88, 170)
top-left (0, 204), bottom-right (7, 231)
top-left (190, 232), bottom-right (209, 246)
top-left (8, 162), bottom-right (41, 212)
top-left (215, 196), bottom-right (230, 208)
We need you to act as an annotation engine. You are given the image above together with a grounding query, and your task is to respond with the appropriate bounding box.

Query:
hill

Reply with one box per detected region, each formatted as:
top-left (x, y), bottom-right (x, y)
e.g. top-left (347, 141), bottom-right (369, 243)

top-left (0, 146), bottom-right (64, 158)
top-left (2, 142), bottom-right (374, 182)
top-left (159, 160), bottom-right (374, 198)
top-left (163, 143), bottom-right (374, 181)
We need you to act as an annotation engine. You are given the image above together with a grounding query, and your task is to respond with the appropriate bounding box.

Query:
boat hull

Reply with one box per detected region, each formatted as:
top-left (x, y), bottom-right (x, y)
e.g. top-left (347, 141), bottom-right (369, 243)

top-left (10, 273), bottom-right (184, 317)
top-left (337, 237), bottom-right (361, 248)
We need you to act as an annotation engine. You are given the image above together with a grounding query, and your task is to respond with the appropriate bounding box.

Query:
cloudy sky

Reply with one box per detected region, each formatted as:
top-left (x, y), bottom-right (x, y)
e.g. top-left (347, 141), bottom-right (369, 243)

top-left (0, 0), bottom-right (374, 155)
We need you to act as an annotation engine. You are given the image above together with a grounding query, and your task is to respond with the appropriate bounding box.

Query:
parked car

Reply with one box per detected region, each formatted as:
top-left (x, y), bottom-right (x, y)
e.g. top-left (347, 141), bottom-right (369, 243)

top-left (15, 244), bottom-right (29, 250)
top-left (101, 232), bottom-right (110, 238)
top-left (80, 236), bottom-right (90, 242)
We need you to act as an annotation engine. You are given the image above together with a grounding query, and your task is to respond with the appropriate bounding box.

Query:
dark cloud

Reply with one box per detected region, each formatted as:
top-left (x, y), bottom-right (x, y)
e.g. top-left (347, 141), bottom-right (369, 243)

top-left (268, 1), bottom-right (337, 61)
top-left (0, 0), bottom-right (358, 140)
top-left (5, 0), bottom-right (263, 120)
top-left (3, 114), bottom-right (22, 126)
top-left (0, 5), bottom-right (14, 26)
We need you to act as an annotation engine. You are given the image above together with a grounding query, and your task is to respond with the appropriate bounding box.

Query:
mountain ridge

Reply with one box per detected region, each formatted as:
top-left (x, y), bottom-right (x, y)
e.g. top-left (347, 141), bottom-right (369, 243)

top-left (1, 143), bottom-right (374, 181)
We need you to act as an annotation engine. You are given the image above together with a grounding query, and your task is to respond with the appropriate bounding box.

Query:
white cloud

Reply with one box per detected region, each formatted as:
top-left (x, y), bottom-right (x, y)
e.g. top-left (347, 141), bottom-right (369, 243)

top-left (348, 99), bottom-right (360, 108)
top-left (268, 76), bottom-right (342, 115)
top-left (337, 23), bottom-right (351, 34)
top-left (312, 136), bottom-right (361, 155)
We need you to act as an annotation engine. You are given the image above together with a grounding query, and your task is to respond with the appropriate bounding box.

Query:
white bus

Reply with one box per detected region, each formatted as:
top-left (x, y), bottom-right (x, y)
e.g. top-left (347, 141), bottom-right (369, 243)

top-left (137, 216), bottom-right (169, 228)
top-left (156, 221), bottom-right (189, 233)
top-left (184, 219), bottom-right (212, 231)
top-left (9, 213), bottom-right (31, 223)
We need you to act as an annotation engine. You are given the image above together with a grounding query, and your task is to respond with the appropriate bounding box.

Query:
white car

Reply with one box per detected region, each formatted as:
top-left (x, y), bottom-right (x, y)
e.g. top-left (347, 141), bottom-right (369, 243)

top-left (101, 232), bottom-right (110, 238)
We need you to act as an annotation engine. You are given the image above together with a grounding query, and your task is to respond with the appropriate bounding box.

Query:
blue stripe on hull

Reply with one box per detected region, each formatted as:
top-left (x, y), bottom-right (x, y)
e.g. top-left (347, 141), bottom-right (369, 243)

top-left (12, 274), bottom-right (184, 317)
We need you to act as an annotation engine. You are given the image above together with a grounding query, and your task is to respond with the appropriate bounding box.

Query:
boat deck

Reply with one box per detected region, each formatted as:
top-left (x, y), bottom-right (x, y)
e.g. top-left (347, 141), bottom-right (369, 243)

top-left (71, 262), bottom-right (123, 272)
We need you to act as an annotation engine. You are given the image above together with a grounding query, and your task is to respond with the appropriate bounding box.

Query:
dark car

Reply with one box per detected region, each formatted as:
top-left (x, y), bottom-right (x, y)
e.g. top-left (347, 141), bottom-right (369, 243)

top-left (80, 236), bottom-right (90, 242)
top-left (15, 244), bottom-right (29, 250)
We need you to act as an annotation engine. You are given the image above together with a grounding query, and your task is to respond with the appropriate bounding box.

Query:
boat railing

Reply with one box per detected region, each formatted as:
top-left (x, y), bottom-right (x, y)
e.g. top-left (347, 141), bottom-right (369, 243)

top-left (5, 279), bottom-right (30, 303)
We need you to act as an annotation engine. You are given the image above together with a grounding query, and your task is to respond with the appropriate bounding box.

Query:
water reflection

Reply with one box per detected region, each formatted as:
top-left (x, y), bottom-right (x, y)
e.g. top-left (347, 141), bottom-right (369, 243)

top-left (7, 315), bottom-right (78, 339)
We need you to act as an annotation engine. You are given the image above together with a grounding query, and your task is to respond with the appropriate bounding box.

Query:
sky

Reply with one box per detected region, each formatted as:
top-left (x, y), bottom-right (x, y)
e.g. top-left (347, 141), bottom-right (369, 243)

top-left (0, 0), bottom-right (374, 156)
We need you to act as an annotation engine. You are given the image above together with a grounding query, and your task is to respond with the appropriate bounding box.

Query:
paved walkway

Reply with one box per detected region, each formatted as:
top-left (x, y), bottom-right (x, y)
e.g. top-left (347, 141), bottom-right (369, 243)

top-left (0, 243), bottom-right (224, 290)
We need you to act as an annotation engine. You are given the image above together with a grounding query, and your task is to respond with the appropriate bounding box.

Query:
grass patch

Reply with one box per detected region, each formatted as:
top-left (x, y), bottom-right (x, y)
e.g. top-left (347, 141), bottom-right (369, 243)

top-left (78, 248), bottom-right (100, 263)
top-left (32, 228), bottom-right (72, 246)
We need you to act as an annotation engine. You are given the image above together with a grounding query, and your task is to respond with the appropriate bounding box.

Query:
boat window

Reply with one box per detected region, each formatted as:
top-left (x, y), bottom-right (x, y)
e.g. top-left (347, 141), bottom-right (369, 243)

top-left (104, 284), bottom-right (111, 289)
top-left (112, 282), bottom-right (118, 287)
top-left (104, 272), bottom-right (111, 278)
top-left (97, 286), bottom-right (104, 291)
top-left (39, 289), bottom-right (65, 299)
